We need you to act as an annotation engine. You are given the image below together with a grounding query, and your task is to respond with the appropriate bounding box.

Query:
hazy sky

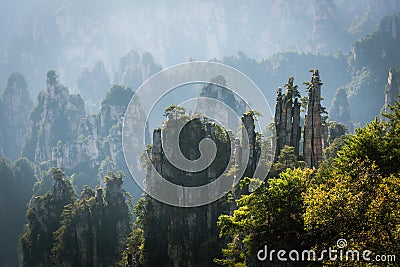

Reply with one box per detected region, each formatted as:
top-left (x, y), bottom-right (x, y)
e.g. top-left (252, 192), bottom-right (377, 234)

top-left (0, 0), bottom-right (399, 92)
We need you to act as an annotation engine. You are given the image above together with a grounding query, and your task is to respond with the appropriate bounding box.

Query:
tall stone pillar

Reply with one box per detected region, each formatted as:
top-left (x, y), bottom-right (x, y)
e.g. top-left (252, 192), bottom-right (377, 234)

top-left (303, 70), bottom-right (323, 168)
top-left (274, 77), bottom-right (301, 159)
top-left (383, 66), bottom-right (400, 115)
top-left (292, 97), bottom-right (301, 157)
top-left (274, 87), bottom-right (284, 157)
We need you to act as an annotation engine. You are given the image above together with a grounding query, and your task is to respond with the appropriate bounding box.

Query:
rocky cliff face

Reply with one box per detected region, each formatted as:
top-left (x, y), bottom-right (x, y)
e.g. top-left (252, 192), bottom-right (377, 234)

top-left (329, 87), bottom-right (353, 132)
top-left (52, 173), bottom-right (131, 267)
top-left (382, 66), bottom-right (400, 115)
top-left (20, 169), bottom-right (131, 267)
top-left (114, 50), bottom-right (162, 91)
top-left (347, 13), bottom-right (400, 124)
top-left (140, 113), bottom-right (258, 267)
top-left (23, 70), bottom-right (85, 164)
top-left (274, 77), bottom-right (301, 158)
top-left (77, 60), bottom-right (110, 112)
top-left (96, 85), bottom-right (139, 192)
top-left (1, 73), bottom-right (33, 160)
top-left (303, 70), bottom-right (324, 168)
top-left (200, 75), bottom-right (246, 117)
top-left (310, 0), bottom-right (351, 53)
top-left (349, 0), bottom-right (400, 37)
top-left (20, 168), bottom-right (76, 267)
top-left (351, 13), bottom-right (400, 72)
top-left (22, 71), bottom-right (138, 191)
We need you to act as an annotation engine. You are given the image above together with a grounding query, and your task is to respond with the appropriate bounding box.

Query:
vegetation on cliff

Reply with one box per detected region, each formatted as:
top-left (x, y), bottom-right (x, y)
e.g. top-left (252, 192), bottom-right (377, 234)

top-left (20, 169), bottom-right (132, 267)
top-left (216, 99), bottom-right (400, 266)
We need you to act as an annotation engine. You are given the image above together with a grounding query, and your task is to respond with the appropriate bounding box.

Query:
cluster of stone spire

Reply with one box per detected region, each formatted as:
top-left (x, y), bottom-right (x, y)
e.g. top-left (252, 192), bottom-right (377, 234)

top-left (274, 77), bottom-right (301, 158)
top-left (274, 70), bottom-right (324, 168)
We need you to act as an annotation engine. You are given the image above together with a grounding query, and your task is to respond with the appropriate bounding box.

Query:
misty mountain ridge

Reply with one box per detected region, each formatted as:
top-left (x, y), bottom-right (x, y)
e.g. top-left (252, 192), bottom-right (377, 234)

top-left (0, 0), bottom-right (399, 96)
top-left (1, 3), bottom-right (400, 266)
